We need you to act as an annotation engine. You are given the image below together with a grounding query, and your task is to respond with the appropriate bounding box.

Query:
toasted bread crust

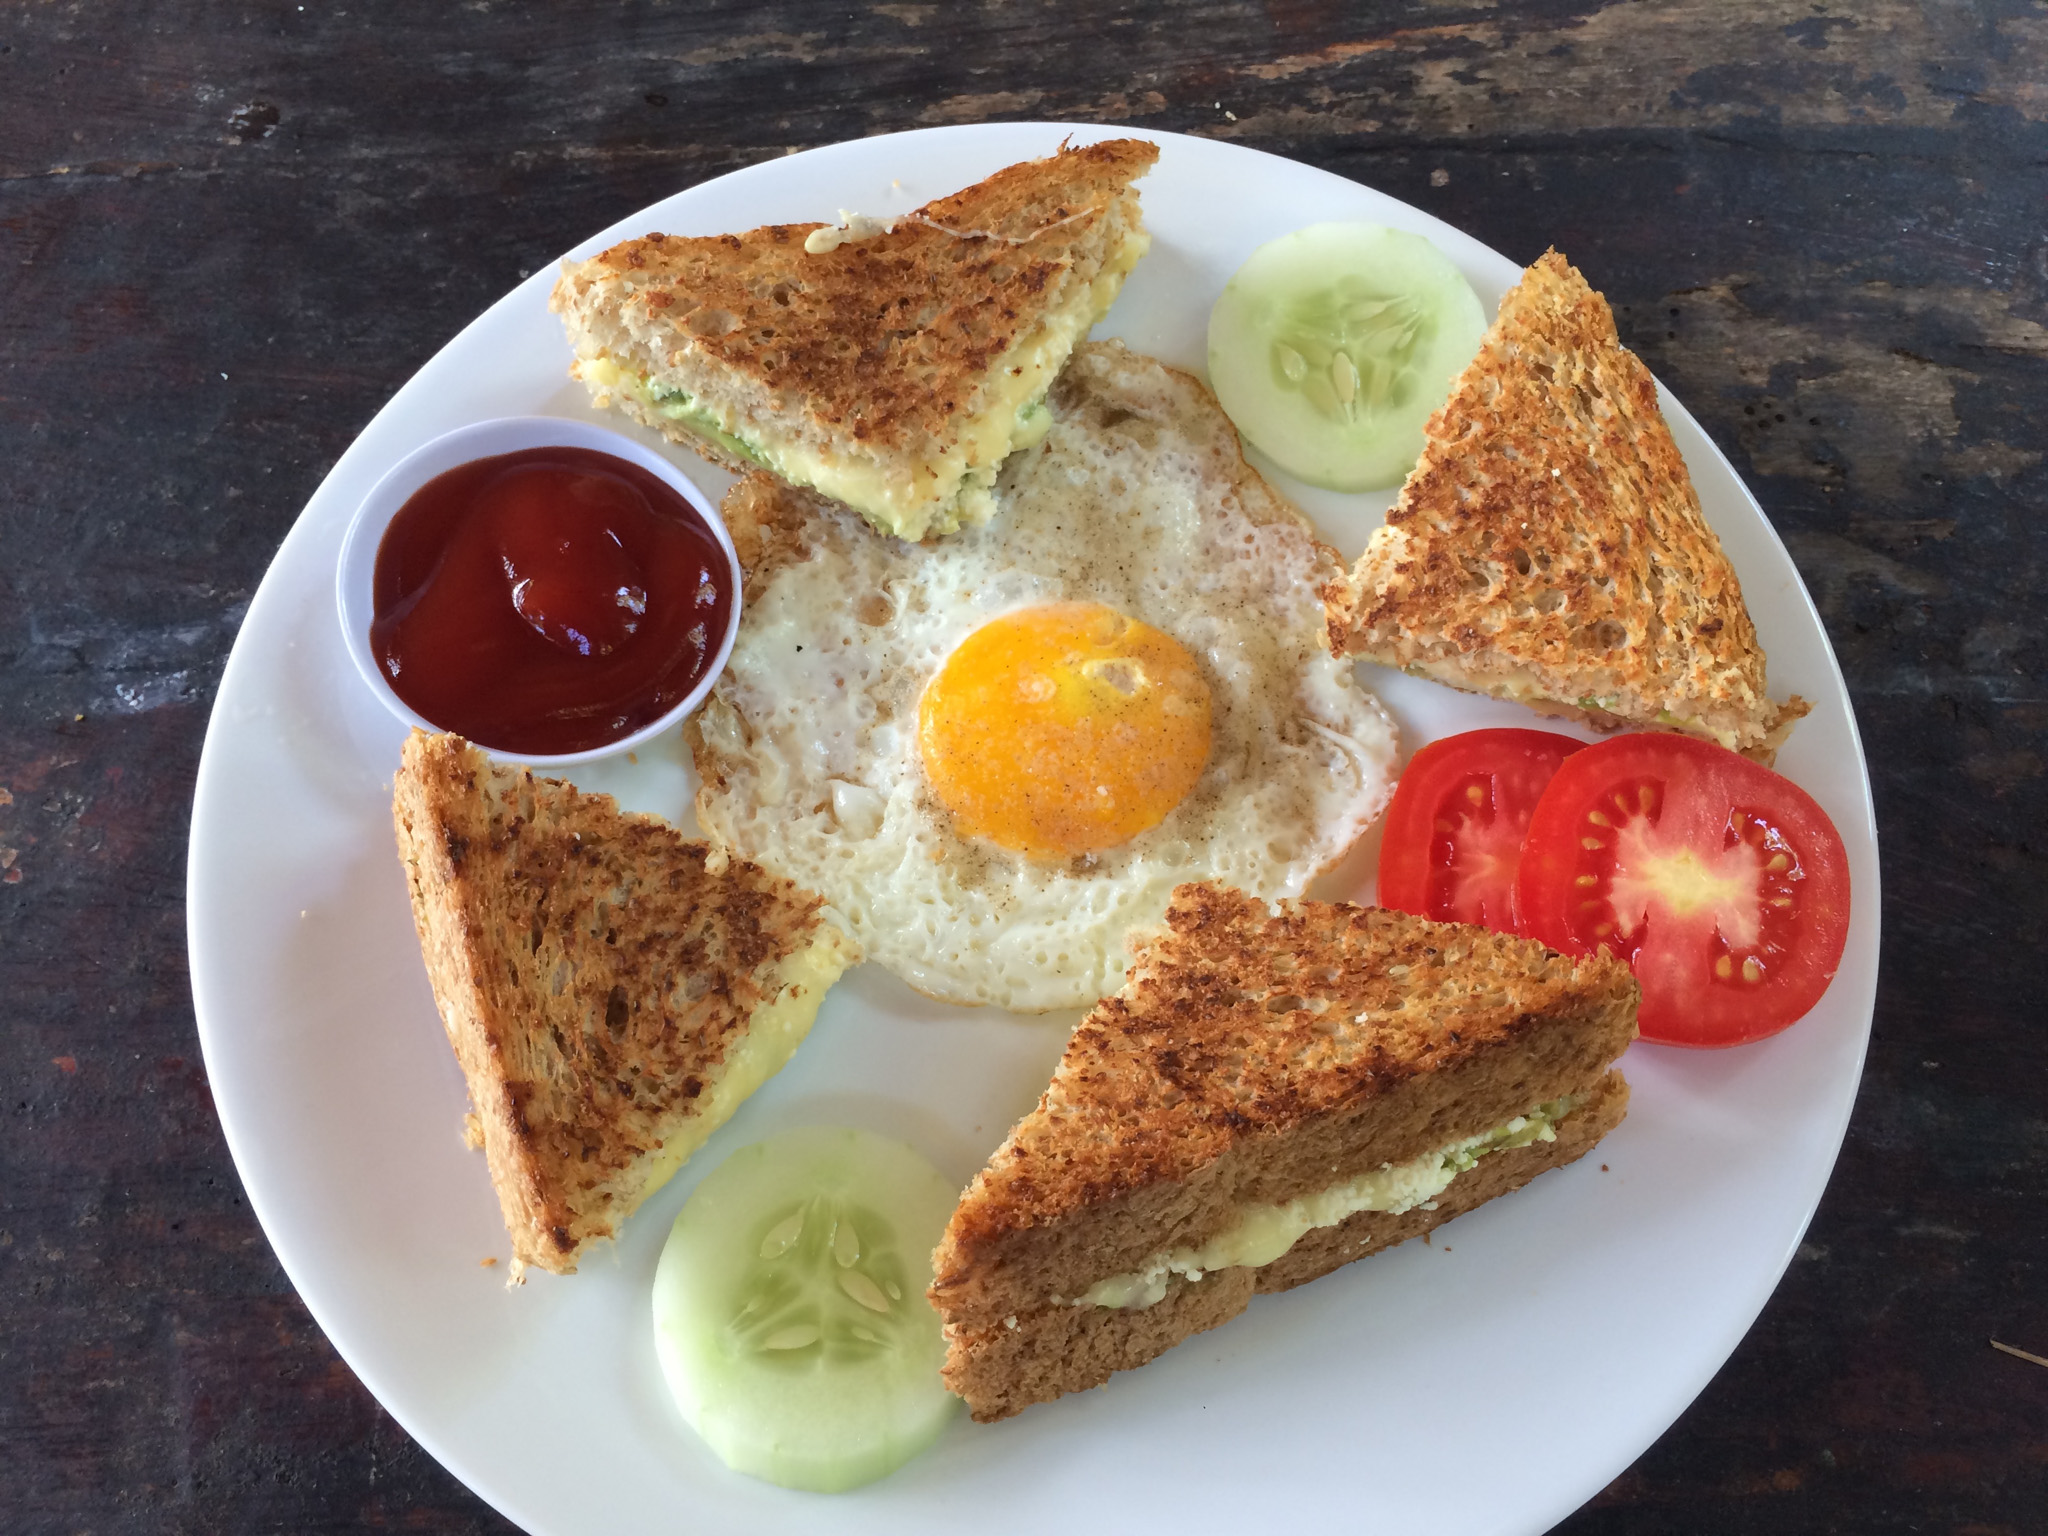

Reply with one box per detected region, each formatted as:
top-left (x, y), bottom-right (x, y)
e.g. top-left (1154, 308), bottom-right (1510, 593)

top-left (940, 1070), bottom-right (1630, 1421)
top-left (941, 1267), bottom-right (1259, 1424)
top-left (1325, 250), bottom-right (1806, 760)
top-left (392, 732), bottom-right (853, 1275)
top-left (929, 885), bottom-right (1638, 1392)
top-left (550, 139), bottom-right (1158, 534)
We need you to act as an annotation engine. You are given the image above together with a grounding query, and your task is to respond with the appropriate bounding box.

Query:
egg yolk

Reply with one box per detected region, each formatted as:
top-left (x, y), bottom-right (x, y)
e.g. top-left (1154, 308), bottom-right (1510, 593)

top-left (917, 602), bottom-right (1213, 859)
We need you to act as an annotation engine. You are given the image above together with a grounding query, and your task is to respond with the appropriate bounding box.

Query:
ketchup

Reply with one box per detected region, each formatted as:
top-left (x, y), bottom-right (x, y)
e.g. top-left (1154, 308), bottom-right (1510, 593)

top-left (369, 446), bottom-right (733, 755)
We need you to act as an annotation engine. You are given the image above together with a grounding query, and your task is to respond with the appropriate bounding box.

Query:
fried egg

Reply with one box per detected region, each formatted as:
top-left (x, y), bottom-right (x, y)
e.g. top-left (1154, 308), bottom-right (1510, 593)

top-left (690, 341), bottom-right (1399, 1012)
top-left (917, 600), bottom-right (1214, 859)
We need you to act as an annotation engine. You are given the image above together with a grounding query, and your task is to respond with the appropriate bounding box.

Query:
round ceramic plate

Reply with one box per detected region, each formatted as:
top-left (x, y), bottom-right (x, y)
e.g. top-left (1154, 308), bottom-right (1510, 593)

top-left (188, 124), bottom-right (1879, 1536)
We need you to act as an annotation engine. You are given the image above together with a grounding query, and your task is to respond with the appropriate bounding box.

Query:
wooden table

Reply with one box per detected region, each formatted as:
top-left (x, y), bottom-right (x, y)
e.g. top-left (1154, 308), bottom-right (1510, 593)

top-left (5, 3), bottom-right (2043, 1530)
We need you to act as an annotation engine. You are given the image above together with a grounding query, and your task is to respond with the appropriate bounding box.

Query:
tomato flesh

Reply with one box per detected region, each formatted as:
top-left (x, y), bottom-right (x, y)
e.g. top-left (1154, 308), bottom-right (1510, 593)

top-left (1377, 729), bottom-right (1585, 933)
top-left (1516, 734), bottom-right (1851, 1047)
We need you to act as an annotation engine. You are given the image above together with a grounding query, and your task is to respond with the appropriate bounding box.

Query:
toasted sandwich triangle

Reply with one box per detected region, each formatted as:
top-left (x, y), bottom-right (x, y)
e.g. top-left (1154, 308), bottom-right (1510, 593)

top-left (928, 883), bottom-right (1637, 1420)
top-left (392, 732), bottom-right (857, 1278)
top-left (550, 138), bottom-right (1159, 541)
top-left (1325, 249), bottom-right (1806, 760)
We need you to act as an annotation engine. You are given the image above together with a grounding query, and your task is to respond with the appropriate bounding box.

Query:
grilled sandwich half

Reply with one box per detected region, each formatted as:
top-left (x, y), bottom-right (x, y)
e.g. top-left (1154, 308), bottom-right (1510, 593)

top-left (550, 138), bottom-right (1158, 542)
top-left (392, 731), bottom-right (858, 1278)
top-left (928, 882), bottom-right (1637, 1421)
top-left (1325, 250), bottom-right (1807, 761)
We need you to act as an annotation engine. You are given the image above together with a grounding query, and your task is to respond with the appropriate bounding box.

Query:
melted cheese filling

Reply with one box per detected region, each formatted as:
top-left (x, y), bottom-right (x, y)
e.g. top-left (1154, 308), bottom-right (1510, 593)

top-left (1066, 1097), bottom-right (1574, 1311)
top-left (620, 931), bottom-right (856, 1212)
top-left (578, 224), bottom-right (1147, 541)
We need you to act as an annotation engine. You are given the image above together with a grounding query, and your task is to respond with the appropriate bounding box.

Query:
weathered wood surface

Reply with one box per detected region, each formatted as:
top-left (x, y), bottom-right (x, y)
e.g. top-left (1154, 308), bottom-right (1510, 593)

top-left (3, 1), bottom-right (2044, 1531)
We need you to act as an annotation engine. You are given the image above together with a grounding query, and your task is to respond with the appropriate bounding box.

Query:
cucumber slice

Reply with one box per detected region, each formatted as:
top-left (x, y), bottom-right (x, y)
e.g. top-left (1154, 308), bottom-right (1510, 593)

top-left (651, 1126), bottom-right (961, 1493)
top-left (1207, 223), bottom-right (1488, 491)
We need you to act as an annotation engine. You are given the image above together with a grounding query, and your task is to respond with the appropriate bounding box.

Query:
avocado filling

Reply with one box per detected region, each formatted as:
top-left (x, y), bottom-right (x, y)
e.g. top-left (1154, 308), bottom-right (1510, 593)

top-left (1063, 1096), bottom-right (1576, 1311)
top-left (643, 380), bottom-right (1054, 497)
top-left (646, 384), bottom-right (771, 469)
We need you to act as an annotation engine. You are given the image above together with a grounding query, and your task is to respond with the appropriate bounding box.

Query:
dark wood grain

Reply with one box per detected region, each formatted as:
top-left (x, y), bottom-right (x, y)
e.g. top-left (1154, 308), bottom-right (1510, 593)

top-left (4, 2), bottom-right (2044, 1531)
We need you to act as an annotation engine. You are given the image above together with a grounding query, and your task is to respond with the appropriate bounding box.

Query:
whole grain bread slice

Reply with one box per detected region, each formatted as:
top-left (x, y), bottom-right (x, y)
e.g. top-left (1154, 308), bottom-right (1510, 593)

top-left (550, 137), bottom-right (1158, 541)
top-left (928, 882), bottom-right (1636, 1419)
top-left (392, 731), bottom-right (858, 1277)
top-left (941, 1073), bottom-right (1628, 1422)
top-left (1324, 250), bottom-right (1806, 761)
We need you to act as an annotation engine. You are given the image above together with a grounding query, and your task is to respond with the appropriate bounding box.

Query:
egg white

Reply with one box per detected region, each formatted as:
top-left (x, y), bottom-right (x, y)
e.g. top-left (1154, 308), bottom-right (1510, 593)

top-left (691, 343), bottom-right (1399, 1012)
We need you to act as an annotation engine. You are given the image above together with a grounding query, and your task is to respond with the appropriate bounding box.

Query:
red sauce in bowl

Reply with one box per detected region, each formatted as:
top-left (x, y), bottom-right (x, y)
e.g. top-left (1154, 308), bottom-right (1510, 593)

top-left (369, 446), bottom-right (734, 755)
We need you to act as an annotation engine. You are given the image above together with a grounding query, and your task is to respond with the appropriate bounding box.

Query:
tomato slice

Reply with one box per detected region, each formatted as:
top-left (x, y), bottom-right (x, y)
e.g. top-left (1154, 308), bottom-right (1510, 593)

top-left (1377, 729), bottom-right (1585, 932)
top-left (1516, 734), bottom-right (1851, 1047)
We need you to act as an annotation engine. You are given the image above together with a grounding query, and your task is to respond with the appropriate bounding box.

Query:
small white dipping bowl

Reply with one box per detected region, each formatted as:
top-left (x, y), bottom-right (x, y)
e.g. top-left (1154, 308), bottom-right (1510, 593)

top-left (335, 416), bottom-right (741, 768)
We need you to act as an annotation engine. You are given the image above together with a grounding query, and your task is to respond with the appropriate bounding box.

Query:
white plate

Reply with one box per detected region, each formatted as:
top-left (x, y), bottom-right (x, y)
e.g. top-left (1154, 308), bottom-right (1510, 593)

top-left (188, 124), bottom-right (1879, 1536)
